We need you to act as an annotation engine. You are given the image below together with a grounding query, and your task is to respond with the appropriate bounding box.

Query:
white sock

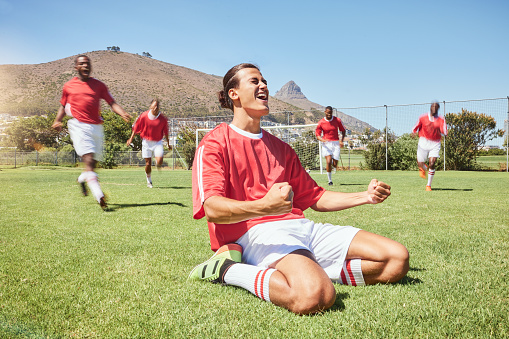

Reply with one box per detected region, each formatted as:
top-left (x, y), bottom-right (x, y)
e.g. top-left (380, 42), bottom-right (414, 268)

top-left (146, 174), bottom-right (152, 184)
top-left (85, 171), bottom-right (104, 203)
top-left (77, 172), bottom-right (88, 183)
top-left (338, 259), bottom-right (365, 286)
top-left (224, 264), bottom-right (275, 302)
top-left (327, 172), bottom-right (332, 182)
top-left (427, 169), bottom-right (435, 186)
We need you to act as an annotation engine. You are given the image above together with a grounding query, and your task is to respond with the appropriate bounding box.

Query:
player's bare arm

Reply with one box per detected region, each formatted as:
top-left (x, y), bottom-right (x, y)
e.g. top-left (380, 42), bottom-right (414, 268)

top-left (165, 135), bottom-right (172, 150)
top-left (311, 179), bottom-right (391, 212)
top-left (203, 182), bottom-right (293, 224)
top-left (110, 102), bottom-right (132, 122)
top-left (51, 105), bottom-right (66, 131)
top-left (126, 129), bottom-right (136, 146)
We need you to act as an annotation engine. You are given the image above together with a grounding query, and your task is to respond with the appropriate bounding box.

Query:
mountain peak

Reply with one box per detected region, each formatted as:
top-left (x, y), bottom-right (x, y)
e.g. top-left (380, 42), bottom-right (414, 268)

top-left (274, 81), bottom-right (307, 100)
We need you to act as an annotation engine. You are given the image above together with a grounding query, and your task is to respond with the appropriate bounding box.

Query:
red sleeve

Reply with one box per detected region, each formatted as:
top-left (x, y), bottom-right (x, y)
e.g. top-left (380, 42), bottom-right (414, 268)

top-left (132, 113), bottom-right (145, 134)
top-left (412, 116), bottom-right (422, 134)
top-left (315, 121), bottom-right (323, 138)
top-left (192, 140), bottom-right (227, 220)
top-left (286, 146), bottom-right (325, 211)
top-left (441, 117), bottom-right (448, 136)
top-left (99, 81), bottom-right (115, 106)
top-left (59, 85), bottom-right (68, 106)
top-left (336, 118), bottom-right (346, 132)
top-left (163, 116), bottom-right (169, 136)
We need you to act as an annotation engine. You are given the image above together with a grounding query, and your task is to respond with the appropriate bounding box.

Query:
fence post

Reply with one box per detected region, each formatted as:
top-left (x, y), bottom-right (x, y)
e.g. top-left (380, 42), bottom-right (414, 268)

top-left (506, 96), bottom-right (508, 172)
top-left (172, 119), bottom-right (175, 170)
top-left (36, 150), bottom-right (39, 166)
top-left (385, 105), bottom-right (388, 170)
top-left (443, 100), bottom-right (446, 172)
top-left (14, 147), bottom-right (16, 168)
top-left (55, 150), bottom-right (58, 165)
top-left (348, 146), bottom-right (351, 170)
top-left (319, 141), bottom-right (323, 174)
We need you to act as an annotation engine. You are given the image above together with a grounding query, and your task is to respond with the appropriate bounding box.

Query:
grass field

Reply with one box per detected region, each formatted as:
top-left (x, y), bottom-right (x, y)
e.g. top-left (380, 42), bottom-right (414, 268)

top-left (476, 155), bottom-right (508, 170)
top-left (0, 167), bottom-right (508, 338)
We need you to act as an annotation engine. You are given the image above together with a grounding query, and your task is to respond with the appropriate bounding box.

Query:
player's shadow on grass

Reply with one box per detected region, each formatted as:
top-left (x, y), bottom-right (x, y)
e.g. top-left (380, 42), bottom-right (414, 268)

top-left (105, 201), bottom-right (185, 211)
top-left (327, 292), bottom-right (349, 313)
top-left (430, 188), bottom-right (473, 191)
top-left (395, 266), bottom-right (425, 285)
top-left (153, 186), bottom-right (191, 189)
top-left (397, 275), bottom-right (423, 285)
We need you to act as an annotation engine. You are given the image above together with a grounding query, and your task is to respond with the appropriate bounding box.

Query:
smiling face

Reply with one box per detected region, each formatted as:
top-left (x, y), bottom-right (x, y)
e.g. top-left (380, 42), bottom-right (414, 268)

top-left (228, 67), bottom-right (269, 118)
top-left (150, 100), bottom-right (159, 116)
top-left (325, 107), bottom-right (333, 120)
top-left (75, 56), bottom-right (92, 80)
top-left (430, 102), bottom-right (439, 116)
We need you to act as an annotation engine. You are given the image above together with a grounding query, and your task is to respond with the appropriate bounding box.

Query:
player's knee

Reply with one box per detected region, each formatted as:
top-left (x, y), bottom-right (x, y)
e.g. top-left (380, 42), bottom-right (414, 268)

top-left (387, 244), bottom-right (410, 282)
top-left (289, 282), bottom-right (336, 315)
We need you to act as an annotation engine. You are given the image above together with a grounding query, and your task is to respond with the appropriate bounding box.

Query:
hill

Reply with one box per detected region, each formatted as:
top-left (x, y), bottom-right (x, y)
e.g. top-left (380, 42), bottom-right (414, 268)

top-left (275, 81), bottom-right (375, 133)
top-left (0, 51), bottom-right (374, 132)
top-left (0, 50), bottom-right (299, 118)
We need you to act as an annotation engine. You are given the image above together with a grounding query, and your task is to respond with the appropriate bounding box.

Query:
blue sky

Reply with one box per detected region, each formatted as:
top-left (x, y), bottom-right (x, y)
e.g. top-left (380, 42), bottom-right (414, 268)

top-left (0, 0), bottom-right (508, 108)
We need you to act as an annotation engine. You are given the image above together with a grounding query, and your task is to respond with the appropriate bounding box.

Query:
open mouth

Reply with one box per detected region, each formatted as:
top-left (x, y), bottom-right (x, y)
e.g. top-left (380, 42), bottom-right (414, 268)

top-left (257, 92), bottom-right (268, 101)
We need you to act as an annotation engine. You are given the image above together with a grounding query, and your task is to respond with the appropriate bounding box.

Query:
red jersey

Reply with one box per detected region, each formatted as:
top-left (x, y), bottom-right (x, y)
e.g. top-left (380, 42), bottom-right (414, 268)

top-left (315, 116), bottom-right (346, 141)
top-left (132, 110), bottom-right (169, 141)
top-left (412, 113), bottom-right (447, 142)
top-left (193, 123), bottom-right (325, 251)
top-left (60, 77), bottom-right (115, 124)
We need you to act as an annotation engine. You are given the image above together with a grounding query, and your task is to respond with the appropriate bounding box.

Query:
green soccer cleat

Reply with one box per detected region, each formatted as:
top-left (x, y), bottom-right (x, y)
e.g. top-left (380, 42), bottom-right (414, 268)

top-left (188, 244), bottom-right (242, 283)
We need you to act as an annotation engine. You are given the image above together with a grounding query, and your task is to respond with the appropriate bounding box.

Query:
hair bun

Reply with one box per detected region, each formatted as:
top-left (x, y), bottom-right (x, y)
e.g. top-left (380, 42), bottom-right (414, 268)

top-left (218, 90), bottom-right (230, 109)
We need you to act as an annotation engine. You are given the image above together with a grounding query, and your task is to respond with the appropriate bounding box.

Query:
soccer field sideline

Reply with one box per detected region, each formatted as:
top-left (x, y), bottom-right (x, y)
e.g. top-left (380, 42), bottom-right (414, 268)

top-left (0, 168), bottom-right (508, 337)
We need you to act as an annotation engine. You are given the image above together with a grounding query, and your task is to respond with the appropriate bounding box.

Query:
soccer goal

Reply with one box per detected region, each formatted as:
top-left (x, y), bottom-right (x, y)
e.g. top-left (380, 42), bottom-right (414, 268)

top-left (196, 124), bottom-right (327, 172)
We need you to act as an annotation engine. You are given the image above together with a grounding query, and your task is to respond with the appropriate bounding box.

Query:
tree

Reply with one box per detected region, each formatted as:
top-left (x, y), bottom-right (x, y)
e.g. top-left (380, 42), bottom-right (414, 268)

top-left (388, 133), bottom-right (419, 170)
top-left (444, 109), bottom-right (504, 170)
top-left (177, 125), bottom-right (198, 170)
top-left (102, 110), bottom-right (135, 147)
top-left (99, 110), bottom-right (133, 168)
top-left (5, 112), bottom-right (64, 150)
top-left (360, 128), bottom-right (395, 170)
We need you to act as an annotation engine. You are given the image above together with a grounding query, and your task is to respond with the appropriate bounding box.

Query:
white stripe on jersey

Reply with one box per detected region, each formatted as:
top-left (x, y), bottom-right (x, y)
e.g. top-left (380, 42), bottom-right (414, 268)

top-left (197, 145), bottom-right (205, 204)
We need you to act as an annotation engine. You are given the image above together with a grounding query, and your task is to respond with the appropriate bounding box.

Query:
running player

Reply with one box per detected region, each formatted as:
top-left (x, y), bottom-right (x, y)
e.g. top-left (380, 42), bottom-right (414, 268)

top-left (126, 99), bottom-right (170, 188)
top-left (412, 102), bottom-right (447, 191)
top-left (52, 55), bottom-right (131, 209)
top-left (189, 63), bottom-right (409, 315)
top-left (315, 106), bottom-right (346, 185)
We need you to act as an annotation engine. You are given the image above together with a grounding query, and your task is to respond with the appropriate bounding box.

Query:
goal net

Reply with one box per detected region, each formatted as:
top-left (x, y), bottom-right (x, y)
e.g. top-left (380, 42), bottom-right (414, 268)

top-left (196, 124), bottom-right (326, 172)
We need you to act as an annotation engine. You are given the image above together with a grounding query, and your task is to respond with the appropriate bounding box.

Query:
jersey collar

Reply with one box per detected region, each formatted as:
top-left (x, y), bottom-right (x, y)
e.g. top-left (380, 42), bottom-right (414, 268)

top-left (229, 123), bottom-right (263, 139)
top-left (148, 110), bottom-right (160, 120)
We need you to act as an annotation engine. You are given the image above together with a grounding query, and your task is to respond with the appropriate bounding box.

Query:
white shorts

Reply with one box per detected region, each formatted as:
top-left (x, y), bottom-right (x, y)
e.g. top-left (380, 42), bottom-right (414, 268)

top-left (142, 139), bottom-right (164, 158)
top-left (322, 140), bottom-right (341, 160)
top-left (417, 137), bottom-right (441, 162)
top-left (67, 118), bottom-right (104, 161)
top-left (236, 218), bottom-right (361, 282)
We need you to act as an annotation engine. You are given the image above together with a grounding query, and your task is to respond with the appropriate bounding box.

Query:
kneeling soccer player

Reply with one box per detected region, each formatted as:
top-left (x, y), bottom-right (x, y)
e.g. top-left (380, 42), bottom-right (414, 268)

top-left (189, 63), bottom-right (409, 315)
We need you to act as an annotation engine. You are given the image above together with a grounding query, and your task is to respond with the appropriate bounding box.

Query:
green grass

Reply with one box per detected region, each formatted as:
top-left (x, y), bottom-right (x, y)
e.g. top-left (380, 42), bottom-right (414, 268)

top-left (477, 155), bottom-right (508, 170)
top-left (1, 167), bottom-right (508, 338)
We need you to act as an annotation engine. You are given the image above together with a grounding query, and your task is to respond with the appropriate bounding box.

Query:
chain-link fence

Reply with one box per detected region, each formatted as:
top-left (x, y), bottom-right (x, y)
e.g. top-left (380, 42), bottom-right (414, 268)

top-left (337, 97), bottom-right (508, 171)
top-left (1, 98), bottom-right (507, 171)
top-left (0, 150), bottom-right (187, 169)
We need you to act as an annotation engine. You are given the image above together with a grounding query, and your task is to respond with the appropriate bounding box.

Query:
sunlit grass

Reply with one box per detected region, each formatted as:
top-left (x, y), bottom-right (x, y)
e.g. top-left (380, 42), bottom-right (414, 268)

top-left (0, 168), bottom-right (508, 337)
